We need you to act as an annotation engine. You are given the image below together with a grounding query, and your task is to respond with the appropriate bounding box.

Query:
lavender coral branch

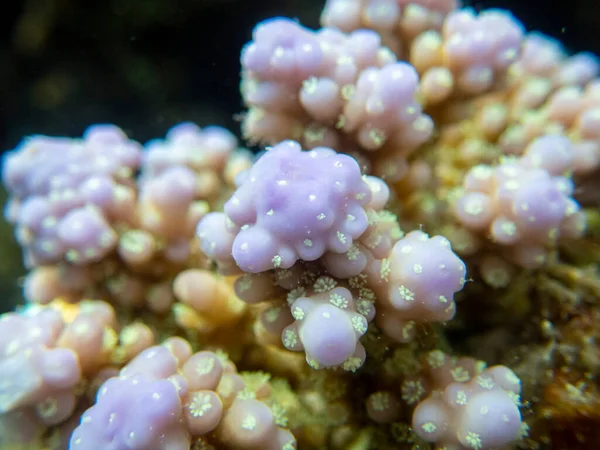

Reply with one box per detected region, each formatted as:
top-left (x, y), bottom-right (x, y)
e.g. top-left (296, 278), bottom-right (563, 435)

top-left (199, 140), bottom-right (373, 273)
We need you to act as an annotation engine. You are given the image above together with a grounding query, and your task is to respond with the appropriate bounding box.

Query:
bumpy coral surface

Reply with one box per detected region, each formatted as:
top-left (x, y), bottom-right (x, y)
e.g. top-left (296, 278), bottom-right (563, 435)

top-left (199, 140), bottom-right (374, 273)
top-left (1, 1), bottom-right (600, 450)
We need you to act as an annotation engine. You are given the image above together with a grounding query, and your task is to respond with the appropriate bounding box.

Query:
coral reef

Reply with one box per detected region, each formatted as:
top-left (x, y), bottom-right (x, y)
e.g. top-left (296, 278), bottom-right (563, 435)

top-left (1, 1), bottom-right (600, 449)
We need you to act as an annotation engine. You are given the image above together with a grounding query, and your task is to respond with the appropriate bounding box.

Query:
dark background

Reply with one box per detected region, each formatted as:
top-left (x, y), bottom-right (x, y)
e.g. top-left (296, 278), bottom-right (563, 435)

top-left (0, 0), bottom-right (598, 312)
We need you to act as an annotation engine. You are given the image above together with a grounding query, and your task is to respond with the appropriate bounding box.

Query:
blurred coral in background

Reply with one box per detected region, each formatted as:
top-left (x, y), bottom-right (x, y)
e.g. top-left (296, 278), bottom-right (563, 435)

top-left (1, 0), bottom-right (600, 449)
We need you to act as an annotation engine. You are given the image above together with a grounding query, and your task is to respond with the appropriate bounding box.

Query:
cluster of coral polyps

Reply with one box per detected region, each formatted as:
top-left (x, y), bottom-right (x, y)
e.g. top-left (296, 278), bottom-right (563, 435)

top-left (2, 1), bottom-right (600, 449)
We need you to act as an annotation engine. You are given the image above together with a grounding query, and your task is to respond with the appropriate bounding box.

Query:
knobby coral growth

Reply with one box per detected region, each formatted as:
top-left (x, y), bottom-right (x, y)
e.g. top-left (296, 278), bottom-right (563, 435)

top-left (1, 1), bottom-right (600, 449)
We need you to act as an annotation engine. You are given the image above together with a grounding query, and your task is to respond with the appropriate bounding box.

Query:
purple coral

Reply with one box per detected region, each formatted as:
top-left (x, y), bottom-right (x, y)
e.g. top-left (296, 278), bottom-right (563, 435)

top-left (515, 32), bottom-right (565, 78)
top-left (455, 134), bottom-right (586, 268)
top-left (408, 7), bottom-right (524, 103)
top-left (241, 17), bottom-right (327, 85)
top-left (2, 125), bottom-right (141, 267)
top-left (411, 356), bottom-right (524, 450)
top-left (321, 0), bottom-right (459, 55)
top-left (70, 374), bottom-right (189, 450)
top-left (142, 122), bottom-right (237, 176)
top-left (241, 16), bottom-right (432, 175)
top-left (70, 342), bottom-right (193, 450)
top-left (0, 297), bottom-right (158, 449)
top-left (443, 9), bottom-right (524, 74)
top-left (366, 230), bottom-right (466, 342)
top-left (341, 62), bottom-right (433, 151)
top-left (132, 123), bottom-right (249, 264)
top-left (0, 310), bottom-right (81, 425)
top-left (283, 283), bottom-right (372, 371)
top-left (218, 398), bottom-right (297, 450)
top-left (198, 140), bottom-right (373, 273)
top-left (71, 340), bottom-right (296, 450)
top-left (0, 301), bottom-right (127, 444)
top-left (141, 122), bottom-right (241, 203)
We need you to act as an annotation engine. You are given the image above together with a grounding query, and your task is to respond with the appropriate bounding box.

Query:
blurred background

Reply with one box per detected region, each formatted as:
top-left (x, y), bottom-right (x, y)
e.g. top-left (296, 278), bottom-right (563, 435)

top-left (0, 0), bottom-right (599, 312)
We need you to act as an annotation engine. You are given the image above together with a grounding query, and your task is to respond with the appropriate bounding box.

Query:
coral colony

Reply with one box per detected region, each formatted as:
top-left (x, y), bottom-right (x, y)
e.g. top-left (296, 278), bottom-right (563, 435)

top-left (2, 1), bottom-right (600, 449)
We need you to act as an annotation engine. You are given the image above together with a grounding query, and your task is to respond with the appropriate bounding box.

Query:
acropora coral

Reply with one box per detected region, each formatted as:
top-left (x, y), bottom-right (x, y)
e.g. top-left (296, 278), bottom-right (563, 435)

top-left (1, 1), bottom-right (600, 449)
